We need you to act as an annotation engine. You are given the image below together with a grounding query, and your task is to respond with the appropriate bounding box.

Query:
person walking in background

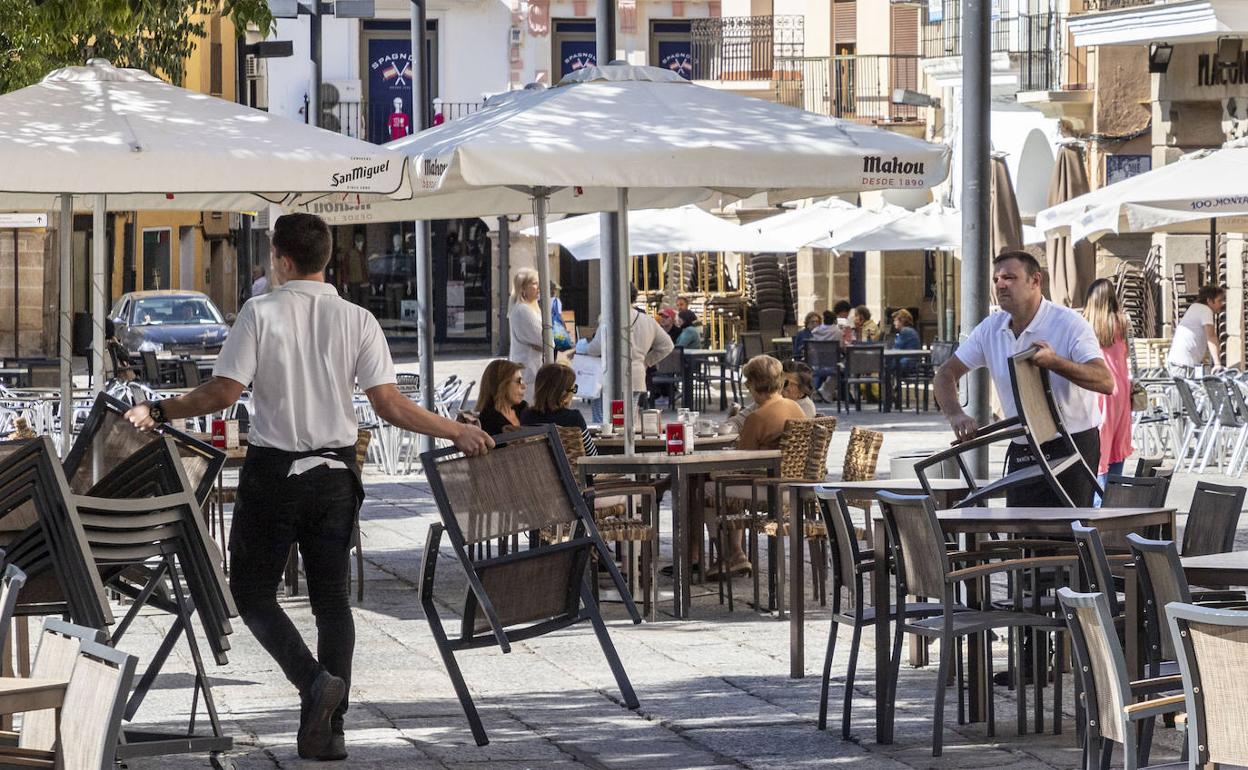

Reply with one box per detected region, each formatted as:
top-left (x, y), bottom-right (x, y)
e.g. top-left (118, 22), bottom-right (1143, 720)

top-left (1167, 284), bottom-right (1225, 377)
top-left (521, 363), bottom-right (598, 457)
top-left (932, 251), bottom-right (1112, 507)
top-left (584, 286), bottom-right (674, 412)
top-left (507, 267), bottom-right (544, 391)
top-left (123, 213), bottom-right (491, 761)
top-left (674, 309), bottom-right (704, 349)
top-left (250, 265), bottom-right (269, 298)
top-left (792, 311), bottom-right (821, 360)
top-left (476, 359), bottom-right (528, 436)
top-left (1083, 278), bottom-right (1133, 493)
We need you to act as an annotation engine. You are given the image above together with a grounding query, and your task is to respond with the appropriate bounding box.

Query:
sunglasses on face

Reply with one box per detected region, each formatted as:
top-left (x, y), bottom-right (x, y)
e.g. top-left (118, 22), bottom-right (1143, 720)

top-left (567, 384), bottom-right (578, 395)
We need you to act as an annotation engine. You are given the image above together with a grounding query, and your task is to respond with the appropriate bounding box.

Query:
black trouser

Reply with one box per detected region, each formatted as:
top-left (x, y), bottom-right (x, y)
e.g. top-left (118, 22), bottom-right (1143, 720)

top-left (229, 461), bottom-right (360, 724)
top-left (1004, 428), bottom-right (1101, 507)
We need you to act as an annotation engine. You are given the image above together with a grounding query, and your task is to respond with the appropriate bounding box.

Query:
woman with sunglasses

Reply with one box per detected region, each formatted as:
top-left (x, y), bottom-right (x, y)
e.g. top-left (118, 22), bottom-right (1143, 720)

top-left (521, 362), bottom-right (598, 457)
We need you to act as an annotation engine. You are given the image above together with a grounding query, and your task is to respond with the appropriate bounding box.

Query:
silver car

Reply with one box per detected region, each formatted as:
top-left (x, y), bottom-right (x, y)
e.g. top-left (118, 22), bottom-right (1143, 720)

top-left (110, 290), bottom-right (230, 354)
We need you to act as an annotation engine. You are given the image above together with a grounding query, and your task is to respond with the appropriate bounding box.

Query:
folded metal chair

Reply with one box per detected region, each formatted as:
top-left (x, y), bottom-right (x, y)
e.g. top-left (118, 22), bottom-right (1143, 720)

top-left (419, 425), bottom-right (641, 746)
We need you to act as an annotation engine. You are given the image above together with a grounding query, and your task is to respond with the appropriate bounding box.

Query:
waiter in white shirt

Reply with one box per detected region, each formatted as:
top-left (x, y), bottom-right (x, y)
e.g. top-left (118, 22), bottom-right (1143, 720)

top-left (932, 251), bottom-right (1113, 507)
top-left (125, 214), bottom-right (492, 762)
top-left (1167, 284), bottom-right (1225, 377)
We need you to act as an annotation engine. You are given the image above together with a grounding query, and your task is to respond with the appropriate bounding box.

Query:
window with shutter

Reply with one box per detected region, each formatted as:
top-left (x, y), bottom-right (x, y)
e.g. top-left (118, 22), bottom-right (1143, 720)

top-left (890, 5), bottom-right (919, 56)
top-left (833, 0), bottom-right (856, 46)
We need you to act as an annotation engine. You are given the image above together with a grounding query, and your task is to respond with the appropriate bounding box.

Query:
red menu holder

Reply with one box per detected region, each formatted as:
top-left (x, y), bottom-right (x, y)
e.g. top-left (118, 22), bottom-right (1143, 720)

top-left (211, 418), bottom-right (226, 449)
top-left (665, 422), bottom-right (687, 455)
top-left (611, 399), bottom-right (625, 427)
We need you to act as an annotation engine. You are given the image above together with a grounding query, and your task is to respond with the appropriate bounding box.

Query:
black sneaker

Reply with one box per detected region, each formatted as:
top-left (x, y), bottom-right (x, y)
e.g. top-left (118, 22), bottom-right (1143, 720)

top-left (659, 563), bottom-right (701, 577)
top-left (298, 671), bottom-right (346, 760)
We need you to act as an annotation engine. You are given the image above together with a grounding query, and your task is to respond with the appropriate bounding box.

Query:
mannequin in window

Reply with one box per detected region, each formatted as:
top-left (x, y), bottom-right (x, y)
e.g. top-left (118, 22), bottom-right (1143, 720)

top-left (388, 97), bottom-right (411, 142)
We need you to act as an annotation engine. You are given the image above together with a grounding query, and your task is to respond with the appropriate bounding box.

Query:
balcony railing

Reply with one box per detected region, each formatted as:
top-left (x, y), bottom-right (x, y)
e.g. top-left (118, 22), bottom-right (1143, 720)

top-left (775, 55), bottom-right (921, 125)
top-left (923, 12), bottom-right (1079, 91)
top-left (691, 15), bottom-right (804, 82)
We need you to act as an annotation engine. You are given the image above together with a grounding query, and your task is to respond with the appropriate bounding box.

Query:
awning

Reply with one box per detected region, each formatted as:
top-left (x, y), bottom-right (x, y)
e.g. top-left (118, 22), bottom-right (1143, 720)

top-left (1068, 0), bottom-right (1248, 47)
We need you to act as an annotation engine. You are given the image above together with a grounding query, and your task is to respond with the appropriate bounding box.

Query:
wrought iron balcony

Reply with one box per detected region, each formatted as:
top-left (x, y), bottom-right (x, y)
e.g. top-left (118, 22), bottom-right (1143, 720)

top-left (775, 55), bottom-right (922, 125)
top-left (690, 15), bottom-right (804, 82)
top-left (922, 11), bottom-right (1085, 92)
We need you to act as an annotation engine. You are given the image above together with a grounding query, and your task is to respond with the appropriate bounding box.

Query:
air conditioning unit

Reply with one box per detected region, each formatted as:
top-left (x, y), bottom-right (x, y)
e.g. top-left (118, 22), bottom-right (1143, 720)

top-left (325, 79), bottom-right (361, 102)
top-left (245, 55), bottom-right (269, 110)
top-left (202, 211), bottom-right (232, 238)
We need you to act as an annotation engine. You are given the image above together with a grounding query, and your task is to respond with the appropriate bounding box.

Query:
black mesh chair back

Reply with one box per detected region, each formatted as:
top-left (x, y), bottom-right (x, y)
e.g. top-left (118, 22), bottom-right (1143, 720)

top-left (1201, 376), bottom-right (1240, 427)
top-left (1173, 377), bottom-right (1206, 422)
top-left (418, 425), bottom-right (640, 745)
top-left (654, 347), bottom-right (684, 377)
top-left (140, 351), bottom-right (161, 384)
top-left (1166, 603), bottom-right (1248, 769)
top-left (1126, 533), bottom-right (1191, 667)
top-left (1102, 474), bottom-right (1169, 509)
top-left (929, 340), bottom-right (957, 368)
top-left (1071, 522), bottom-right (1122, 616)
top-left (844, 345), bottom-right (884, 377)
top-left (805, 340), bottom-right (841, 376)
top-left (1182, 481), bottom-right (1244, 557)
top-left (178, 360), bottom-right (201, 388)
top-left (1133, 456), bottom-right (1164, 477)
top-left (740, 332), bottom-right (764, 361)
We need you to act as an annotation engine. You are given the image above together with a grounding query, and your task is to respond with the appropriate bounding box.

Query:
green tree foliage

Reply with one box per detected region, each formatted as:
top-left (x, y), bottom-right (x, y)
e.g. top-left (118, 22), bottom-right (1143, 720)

top-left (0, 0), bottom-right (273, 93)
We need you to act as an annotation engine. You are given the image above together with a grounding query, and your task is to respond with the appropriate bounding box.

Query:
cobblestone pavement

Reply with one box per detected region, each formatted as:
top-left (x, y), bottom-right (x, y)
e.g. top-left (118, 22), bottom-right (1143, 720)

top-left (107, 355), bottom-right (1202, 769)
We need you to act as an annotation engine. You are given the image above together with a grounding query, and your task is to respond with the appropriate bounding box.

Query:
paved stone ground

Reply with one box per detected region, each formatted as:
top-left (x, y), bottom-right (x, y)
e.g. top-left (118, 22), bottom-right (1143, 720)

top-left (96, 354), bottom-right (1209, 769)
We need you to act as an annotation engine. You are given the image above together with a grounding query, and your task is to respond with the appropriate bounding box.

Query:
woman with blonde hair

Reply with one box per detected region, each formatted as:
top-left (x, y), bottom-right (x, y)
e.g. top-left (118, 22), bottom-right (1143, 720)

top-left (508, 267), bottom-right (544, 390)
top-left (1082, 278), bottom-right (1133, 489)
top-left (476, 359), bottom-right (528, 436)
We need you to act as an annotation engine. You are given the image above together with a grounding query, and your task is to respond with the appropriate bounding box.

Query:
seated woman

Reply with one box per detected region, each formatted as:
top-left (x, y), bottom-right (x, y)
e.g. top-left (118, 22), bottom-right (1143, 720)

top-left (852, 305), bottom-right (879, 342)
top-left (476, 359), bottom-right (527, 436)
top-left (781, 360), bottom-right (817, 417)
top-left (891, 308), bottom-right (921, 372)
top-left (674, 309), bottom-right (704, 349)
top-left (521, 362), bottom-right (597, 457)
top-left (709, 355), bottom-right (806, 577)
top-left (792, 311), bottom-right (822, 360)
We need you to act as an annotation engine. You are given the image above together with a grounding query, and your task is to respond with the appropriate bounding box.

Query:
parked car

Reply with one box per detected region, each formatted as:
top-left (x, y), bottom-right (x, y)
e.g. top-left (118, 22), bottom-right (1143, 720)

top-left (109, 291), bottom-right (230, 354)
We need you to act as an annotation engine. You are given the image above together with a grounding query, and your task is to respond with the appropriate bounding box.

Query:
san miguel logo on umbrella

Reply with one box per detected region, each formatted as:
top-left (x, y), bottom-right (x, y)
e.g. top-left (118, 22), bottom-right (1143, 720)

top-left (330, 159), bottom-right (393, 189)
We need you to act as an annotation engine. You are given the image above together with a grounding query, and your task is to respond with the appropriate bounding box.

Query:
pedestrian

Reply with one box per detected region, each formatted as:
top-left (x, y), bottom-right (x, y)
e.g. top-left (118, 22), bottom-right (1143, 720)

top-left (338, 229), bottom-right (369, 307)
top-left (674, 309), bottom-right (703, 349)
top-left (521, 362), bottom-right (598, 457)
top-left (792, 311), bottom-right (821, 360)
top-left (250, 265), bottom-right (268, 297)
top-left (1082, 278), bottom-right (1133, 490)
top-left (476, 359), bottom-right (528, 436)
top-left (584, 285), bottom-right (674, 412)
top-left (1167, 284), bottom-right (1225, 377)
top-left (781, 360), bottom-right (818, 417)
top-left (507, 267), bottom-right (544, 391)
top-left (123, 213), bottom-right (491, 761)
top-left (932, 251), bottom-right (1112, 507)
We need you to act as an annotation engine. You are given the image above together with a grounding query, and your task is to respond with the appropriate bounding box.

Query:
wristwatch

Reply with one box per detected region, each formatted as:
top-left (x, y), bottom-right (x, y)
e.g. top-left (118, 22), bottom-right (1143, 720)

top-left (148, 401), bottom-right (167, 424)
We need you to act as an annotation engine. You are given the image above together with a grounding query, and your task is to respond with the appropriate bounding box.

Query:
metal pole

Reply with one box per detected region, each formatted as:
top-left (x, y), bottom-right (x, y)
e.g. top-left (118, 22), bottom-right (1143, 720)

top-left (616, 190), bottom-right (634, 454)
top-left (411, 0), bottom-right (436, 452)
top-left (91, 197), bottom-right (106, 393)
top-left (58, 194), bottom-right (72, 454)
top-left (596, 0), bottom-right (620, 420)
top-left (10, 229), bottom-right (17, 357)
top-left (496, 216), bottom-right (510, 357)
top-left (533, 191), bottom-right (555, 363)
top-left (960, 0), bottom-right (991, 477)
top-left (309, 8), bottom-right (322, 125)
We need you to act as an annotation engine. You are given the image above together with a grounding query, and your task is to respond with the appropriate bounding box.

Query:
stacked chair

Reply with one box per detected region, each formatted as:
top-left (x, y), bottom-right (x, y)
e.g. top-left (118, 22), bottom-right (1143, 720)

top-left (418, 426), bottom-right (640, 746)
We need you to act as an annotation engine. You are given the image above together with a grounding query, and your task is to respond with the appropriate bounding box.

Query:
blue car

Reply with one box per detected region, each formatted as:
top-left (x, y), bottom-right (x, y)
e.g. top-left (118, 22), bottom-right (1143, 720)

top-left (109, 291), bottom-right (230, 355)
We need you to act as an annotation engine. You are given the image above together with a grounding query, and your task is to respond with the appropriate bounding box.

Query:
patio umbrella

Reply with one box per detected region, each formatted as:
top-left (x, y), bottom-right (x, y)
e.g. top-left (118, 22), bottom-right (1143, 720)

top-left (527, 205), bottom-right (767, 260)
top-left (1036, 137), bottom-right (1248, 243)
top-left (0, 59), bottom-right (408, 450)
top-left (822, 202), bottom-right (1045, 252)
top-left (1045, 144), bottom-right (1096, 308)
top-left (989, 155), bottom-right (1025, 257)
top-left (298, 63), bottom-right (951, 449)
top-left (749, 198), bottom-right (894, 252)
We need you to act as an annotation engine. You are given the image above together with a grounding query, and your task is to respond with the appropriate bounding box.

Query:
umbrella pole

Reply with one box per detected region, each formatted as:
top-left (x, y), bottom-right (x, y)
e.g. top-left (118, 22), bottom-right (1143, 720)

top-left (617, 190), bottom-right (634, 455)
top-left (1210, 217), bottom-right (1220, 286)
top-left (58, 194), bottom-right (72, 454)
top-left (92, 197), bottom-right (106, 394)
top-left (533, 189), bottom-right (555, 363)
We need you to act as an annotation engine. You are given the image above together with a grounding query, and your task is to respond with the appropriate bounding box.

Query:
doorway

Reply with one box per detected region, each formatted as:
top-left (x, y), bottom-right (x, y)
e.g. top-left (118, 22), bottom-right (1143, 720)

top-left (178, 226), bottom-right (196, 290)
top-left (142, 228), bottom-right (171, 290)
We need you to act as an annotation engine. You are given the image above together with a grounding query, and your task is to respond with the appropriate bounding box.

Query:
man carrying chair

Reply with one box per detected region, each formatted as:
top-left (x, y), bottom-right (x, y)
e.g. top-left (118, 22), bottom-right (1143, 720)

top-left (125, 213), bottom-right (492, 761)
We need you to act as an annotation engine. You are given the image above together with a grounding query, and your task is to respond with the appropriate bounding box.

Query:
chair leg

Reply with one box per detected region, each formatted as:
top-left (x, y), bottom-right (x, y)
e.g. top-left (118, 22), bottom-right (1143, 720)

top-left (1053, 629), bottom-right (1064, 736)
top-left (580, 584), bottom-right (639, 710)
top-left (818, 619), bottom-right (839, 731)
top-left (842, 621), bottom-right (863, 740)
top-left (932, 630), bottom-right (952, 756)
top-left (424, 600), bottom-right (490, 746)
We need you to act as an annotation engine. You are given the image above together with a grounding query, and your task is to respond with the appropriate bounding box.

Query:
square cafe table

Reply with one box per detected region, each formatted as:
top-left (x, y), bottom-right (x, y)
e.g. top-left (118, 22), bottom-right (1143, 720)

top-left (577, 449), bottom-right (782, 619)
top-left (869, 505), bottom-right (1174, 744)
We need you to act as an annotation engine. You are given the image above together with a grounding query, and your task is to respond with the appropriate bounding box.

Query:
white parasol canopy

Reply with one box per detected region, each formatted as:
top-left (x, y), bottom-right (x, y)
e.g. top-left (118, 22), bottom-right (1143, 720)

top-left (526, 205), bottom-right (767, 260)
top-left (1036, 138), bottom-right (1248, 243)
top-left (749, 198), bottom-right (871, 252)
top-left (823, 203), bottom-right (1045, 252)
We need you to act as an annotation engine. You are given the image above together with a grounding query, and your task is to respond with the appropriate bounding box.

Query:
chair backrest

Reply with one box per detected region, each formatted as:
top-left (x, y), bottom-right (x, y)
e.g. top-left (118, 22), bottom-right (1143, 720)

top-left (841, 427), bottom-right (883, 482)
top-left (801, 417), bottom-right (837, 480)
top-left (740, 332), bottom-right (764, 360)
top-left (1166, 602), bottom-right (1248, 768)
top-left (1201, 376), bottom-right (1239, 427)
top-left (420, 426), bottom-right (640, 638)
top-left (816, 488), bottom-right (862, 598)
top-left (22, 618), bottom-right (108, 752)
top-left (554, 425), bottom-right (586, 469)
top-left (777, 419), bottom-right (817, 480)
top-left (1182, 480), bottom-right (1244, 557)
top-left (1133, 456), bottom-right (1164, 477)
top-left (655, 347), bottom-right (684, 376)
top-left (1173, 377), bottom-right (1205, 422)
top-left (178, 359), bottom-right (201, 388)
top-left (1057, 588), bottom-right (1133, 748)
top-left (1071, 522), bottom-right (1121, 616)
top-left (805, 340), bottom-right (841, 372)
top-left (0, 563), bottom-right (25, 637)
top-left (758, 308), bottom-right (785, 336)
top-left (1101, 474), bottom-right (1170, 509)
top-left (27, 363), bottom-right (59, 388)
top-left (876, 491), bottom-right (949, 599)
top-left (844, 344), bottom-right (884, 376)
top-left (1007, 348), bottom-right (1063, 445)
top-left (140, 350), bottom-right (160, 383)
top-left (727, 340), bottom-right (745, 369)
top-left (1126, 533), bottom-right (1191, 663)
top-left (929, 340), bottom-right (957, 368)
top-left (57, 636), bottom-right (136, 769)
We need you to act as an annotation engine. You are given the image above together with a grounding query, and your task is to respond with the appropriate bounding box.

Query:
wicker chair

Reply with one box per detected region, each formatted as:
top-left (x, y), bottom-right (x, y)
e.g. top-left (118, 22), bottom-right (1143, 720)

top-left (418, 426), bottom-right (640, 746)
top-left (554, 426), bottom-right (661, 621)
top-left (712, 416), bottom-right (836, 612)
top-left (1166, 602), bottom-right (1248, 769)
top-left (1057, 588), bottom-right (1185, 770)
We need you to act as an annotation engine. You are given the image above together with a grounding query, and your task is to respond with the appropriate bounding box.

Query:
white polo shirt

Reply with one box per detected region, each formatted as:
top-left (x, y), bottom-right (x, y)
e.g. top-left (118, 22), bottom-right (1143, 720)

top-left (1167, 302), bottom-right (1215, 367)
top-left (214, 280), bottom-right (396, 453)
top-left (954, 299), bottom-right (1104, 435)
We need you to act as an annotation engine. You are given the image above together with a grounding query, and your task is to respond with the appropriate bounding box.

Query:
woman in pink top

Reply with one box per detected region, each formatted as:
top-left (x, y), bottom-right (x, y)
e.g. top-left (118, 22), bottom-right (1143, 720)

top-left (1082, 279), bottom-right (1133, 492)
